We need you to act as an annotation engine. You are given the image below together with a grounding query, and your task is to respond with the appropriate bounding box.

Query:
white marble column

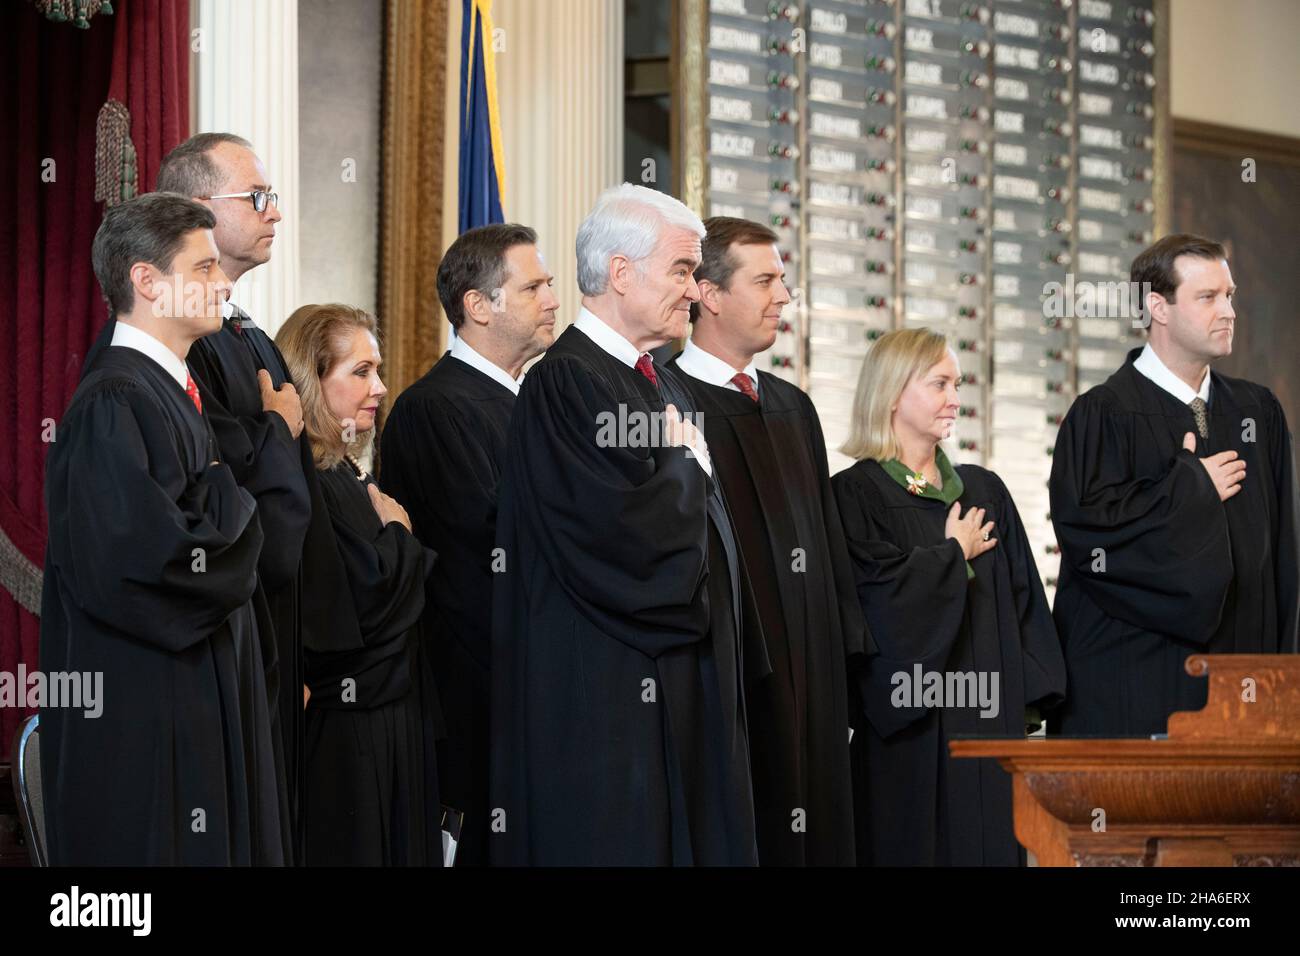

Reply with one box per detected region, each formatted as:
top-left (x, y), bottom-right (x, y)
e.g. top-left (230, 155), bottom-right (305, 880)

top-left (194, 0), bottom-right (302, 335)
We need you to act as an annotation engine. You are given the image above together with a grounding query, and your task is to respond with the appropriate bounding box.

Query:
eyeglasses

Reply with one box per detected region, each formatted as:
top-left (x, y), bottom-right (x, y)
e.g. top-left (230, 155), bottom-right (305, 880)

top-left (204, 190), bottom-right (279, 213)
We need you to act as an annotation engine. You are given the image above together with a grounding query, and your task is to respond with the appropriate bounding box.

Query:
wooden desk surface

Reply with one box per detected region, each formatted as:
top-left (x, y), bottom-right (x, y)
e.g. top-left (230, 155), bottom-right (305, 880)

top-left (948, 655), bottom-right (1300, 866)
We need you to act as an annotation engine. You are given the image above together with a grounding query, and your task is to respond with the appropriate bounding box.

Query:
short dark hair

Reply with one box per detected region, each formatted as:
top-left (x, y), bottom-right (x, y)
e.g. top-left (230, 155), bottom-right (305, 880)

top-left (91, 192), bottom-right (217, 317)
top-left (436, 223), bottom-right (538, 329)
top-left (156, 132), bottom-right (254, 198)
top-left (1131, 233), bottom-right (1228, 306)
top-left (691, 216), bottom-right (780, 321)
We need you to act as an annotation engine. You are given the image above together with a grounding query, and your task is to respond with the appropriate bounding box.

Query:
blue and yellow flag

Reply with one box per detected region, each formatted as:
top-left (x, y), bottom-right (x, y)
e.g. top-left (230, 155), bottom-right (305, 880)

top-left (459, 0), bottom-right (506, 232)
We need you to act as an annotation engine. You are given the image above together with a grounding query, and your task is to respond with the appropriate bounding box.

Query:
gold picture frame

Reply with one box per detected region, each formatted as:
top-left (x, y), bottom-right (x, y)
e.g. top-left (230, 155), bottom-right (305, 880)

top-left (379, 0), bottom-right (450, 401)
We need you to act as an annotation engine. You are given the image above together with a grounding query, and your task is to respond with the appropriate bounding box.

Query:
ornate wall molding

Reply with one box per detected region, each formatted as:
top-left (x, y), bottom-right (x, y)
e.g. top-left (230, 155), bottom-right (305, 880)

top-left (378, 0), bottom-right (449, 402)
top-left (672, 0), bottom-right (706, 217)
top-left (1173, 118), bottom-right (1300, 166)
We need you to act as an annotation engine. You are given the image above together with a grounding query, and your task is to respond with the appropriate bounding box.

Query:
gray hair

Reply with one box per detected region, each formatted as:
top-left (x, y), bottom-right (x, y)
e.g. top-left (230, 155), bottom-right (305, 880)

top-left (156, 132), bottom-right (254, 198)
top-left (575, 184), bottom-right (705, 296)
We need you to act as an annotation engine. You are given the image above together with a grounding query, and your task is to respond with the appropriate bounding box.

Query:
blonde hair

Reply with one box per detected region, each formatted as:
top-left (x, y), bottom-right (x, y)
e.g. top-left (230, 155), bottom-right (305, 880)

top-left (840, 328), bottom-right (951, 462)
top-left (275, 303), bottom-right (381, 470)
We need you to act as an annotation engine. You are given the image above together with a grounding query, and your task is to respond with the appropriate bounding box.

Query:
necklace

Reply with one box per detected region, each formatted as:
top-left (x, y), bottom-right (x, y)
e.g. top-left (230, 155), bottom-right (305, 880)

top-left (344, 453), bottom-right (367, 481)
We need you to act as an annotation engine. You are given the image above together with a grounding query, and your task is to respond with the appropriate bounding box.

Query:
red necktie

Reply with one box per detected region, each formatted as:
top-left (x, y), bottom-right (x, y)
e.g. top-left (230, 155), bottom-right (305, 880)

top-left (731, 372), bottom-right (759, 403)
top-left (635, 353), bottom-right (658, 388)
top-left (185, 372), bottom-right (203, 415)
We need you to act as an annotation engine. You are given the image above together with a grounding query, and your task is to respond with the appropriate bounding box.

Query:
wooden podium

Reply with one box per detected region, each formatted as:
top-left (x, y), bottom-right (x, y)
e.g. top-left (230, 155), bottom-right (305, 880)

top-left (950, 655), bottom-right (1300, 867)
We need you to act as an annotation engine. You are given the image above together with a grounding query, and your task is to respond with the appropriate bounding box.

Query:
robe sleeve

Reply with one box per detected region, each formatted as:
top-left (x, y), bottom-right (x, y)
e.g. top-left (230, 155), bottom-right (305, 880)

top-left (507, 355), bottom-right (710, 657)
top-left (803, 392), bottom-right (874, 659)
top-left (317, 474), bottom-right (433, 648)
top-left (1265, 389), bottom-right (1300, 652)
top-left (47, 381), bottom-right (263, 652)
top-left (832, 468), bottom-right (970, 738)
top-left (189, 355), bottom-right (311, 592)
top-left (380, 393), bottom-right (498, 664)
top-left (989, 473), bottom-right (1067, 712)
top-left (1048, 390), bottom-right (1233, 643)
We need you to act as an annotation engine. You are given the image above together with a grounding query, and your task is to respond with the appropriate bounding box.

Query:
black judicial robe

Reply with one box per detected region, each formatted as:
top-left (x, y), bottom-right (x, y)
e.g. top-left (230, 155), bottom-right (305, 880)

top-left (1048, 351), bottom-right (1300, 737)
top-left (832, 461), bottom-right (1067, 866)
top-left (667, 362), bottom-right (862, 865)
top-left (188, 309), bottom-right (312, 856)
top-left (40, 346), bottom-right (286, 865)
top-left (657, 362), bottom-right (762, 865)
top-left (379, 353), bottom-right (514, 866)
top-left (489, 326), bottom-right (758, 865)
top-left (300, 461), bottom-right (439, 866)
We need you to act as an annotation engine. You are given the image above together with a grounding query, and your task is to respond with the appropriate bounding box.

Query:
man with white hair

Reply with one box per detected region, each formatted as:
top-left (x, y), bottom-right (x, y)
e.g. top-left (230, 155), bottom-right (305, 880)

top-left (489, 184), bottom-right (760, 865)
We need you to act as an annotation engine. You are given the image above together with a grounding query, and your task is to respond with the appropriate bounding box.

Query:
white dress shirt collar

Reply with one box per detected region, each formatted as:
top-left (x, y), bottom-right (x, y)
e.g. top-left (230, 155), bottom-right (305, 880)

top-left (1133, 343), bottom-right (1211, 405)
top-left (573, 307), bottom-right (713, 476)
top-left (221, 298), bottom-right (259, 330)
top-left (449, 333), bottom-right (523, 395)
top-left (573, 306), bottom-right (643, 368)
top-left (110, 321), bottom-right (191, 393)
top-left (677, 338), bottom-right (761, 397)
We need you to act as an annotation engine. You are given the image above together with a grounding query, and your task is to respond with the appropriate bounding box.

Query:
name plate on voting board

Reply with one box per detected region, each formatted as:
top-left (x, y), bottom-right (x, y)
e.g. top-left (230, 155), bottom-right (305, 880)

top-left (685, 0), bottom-right (1164, 587)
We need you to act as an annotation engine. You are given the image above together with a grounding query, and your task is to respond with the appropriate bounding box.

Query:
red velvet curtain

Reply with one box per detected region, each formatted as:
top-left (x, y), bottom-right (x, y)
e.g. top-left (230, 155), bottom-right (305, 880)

top-left (0, 0), bottom-right (189, 752)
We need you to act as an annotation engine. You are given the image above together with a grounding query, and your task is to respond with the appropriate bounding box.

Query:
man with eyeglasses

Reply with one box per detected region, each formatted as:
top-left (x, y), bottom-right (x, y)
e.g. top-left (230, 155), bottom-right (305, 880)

top-left (155, 132), bottom-right (312, 864)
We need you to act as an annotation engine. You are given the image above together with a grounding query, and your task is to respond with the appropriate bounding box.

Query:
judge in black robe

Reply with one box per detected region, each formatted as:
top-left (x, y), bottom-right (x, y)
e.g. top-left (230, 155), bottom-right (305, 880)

top-left (42, 343), bottom-right (286, 865)
top-left (489, 307), bottom-right (758, 866)
top-left (79, 308), bottom-right (303, 865)
top-left (381, 354), bottom-right (512, 867)
top-left (378, 223), bottom-right (560, 865)
top-left (155, 134), bottom-right (312, 856)
top-left (670, 350), bottom-right (863, 865)
top-left (657, 360), bottom-right (763, 865)
top-left (187, 304), bottom-right (312, 855)
top-left (300, 458), bottom-right (438, 866)
top-left (833, 456), bottom-right (1066, 865)
top-left (667, 217), bottom-right (861, 864)
top-left (1049, 348), bottom-right (1299, 736)
top-left (277, 303), bottom-right (439, 866)
top-left (830, 326), bottom-right (1066, 866)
